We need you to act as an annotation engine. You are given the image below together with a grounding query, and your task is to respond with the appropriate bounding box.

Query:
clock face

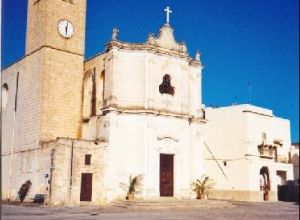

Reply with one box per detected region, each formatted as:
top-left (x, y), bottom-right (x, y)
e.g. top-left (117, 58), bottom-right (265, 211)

top-left (58, 20), bottom-right (74, 38)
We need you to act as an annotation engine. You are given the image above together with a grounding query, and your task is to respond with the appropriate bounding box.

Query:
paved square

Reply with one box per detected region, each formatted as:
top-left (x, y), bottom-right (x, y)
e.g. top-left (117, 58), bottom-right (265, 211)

top-left (2, 201), bottom-right (299, 220)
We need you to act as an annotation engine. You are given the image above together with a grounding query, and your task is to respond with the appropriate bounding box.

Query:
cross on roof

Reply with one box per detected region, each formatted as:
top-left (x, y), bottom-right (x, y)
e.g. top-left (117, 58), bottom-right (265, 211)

top-left (164, 6), bottom-right (172, 24)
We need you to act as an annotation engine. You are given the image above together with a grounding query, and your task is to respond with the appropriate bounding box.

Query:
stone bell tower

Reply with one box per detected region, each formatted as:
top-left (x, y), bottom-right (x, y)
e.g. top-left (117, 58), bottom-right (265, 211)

top-left (26, 0), bottom-right (86, 141)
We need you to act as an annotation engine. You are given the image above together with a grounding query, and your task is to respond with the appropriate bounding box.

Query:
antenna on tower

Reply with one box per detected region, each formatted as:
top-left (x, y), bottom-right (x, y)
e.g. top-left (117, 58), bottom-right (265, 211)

top-left (234, 95), bottom-right (238, 105)
top-left (247, 81), bottom-right (252, 104)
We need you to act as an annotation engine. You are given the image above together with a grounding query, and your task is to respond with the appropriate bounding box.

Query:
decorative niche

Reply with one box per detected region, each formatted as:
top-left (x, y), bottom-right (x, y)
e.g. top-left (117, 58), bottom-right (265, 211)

top-left (159, 74), bottom-right (175, 96)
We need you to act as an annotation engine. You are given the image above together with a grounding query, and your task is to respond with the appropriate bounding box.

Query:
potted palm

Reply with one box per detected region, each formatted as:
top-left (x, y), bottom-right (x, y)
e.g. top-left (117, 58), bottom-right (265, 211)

top-left (191, 175), bottom-right (214, 200)
top-left (125, 174), bottom-right (143, 200)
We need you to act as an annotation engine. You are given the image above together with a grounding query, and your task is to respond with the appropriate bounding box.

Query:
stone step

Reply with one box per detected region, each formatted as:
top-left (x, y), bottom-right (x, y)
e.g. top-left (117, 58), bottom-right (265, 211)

top-left (110, 198), bottom-right (235, 210)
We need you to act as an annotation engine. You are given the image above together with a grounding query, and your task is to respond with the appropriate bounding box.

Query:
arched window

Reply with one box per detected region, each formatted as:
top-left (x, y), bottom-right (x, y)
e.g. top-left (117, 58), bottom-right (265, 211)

top-left (159, 74), bottom-right (175, 96)
top-left (91, 71), bottom-right (96, 116)
top-left (2, 83), bottom-right (9, 110)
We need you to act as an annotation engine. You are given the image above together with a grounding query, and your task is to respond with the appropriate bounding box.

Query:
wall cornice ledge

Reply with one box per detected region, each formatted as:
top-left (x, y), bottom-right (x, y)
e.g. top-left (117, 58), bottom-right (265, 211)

top-left (101, 106), bottom-right (205, 123)
top-left (105, 40), bottom-right (202, 67)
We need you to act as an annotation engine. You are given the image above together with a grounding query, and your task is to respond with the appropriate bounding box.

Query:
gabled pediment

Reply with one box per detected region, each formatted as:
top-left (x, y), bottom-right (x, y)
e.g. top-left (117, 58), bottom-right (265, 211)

top-left (147, 24), bottom-right (187, 54)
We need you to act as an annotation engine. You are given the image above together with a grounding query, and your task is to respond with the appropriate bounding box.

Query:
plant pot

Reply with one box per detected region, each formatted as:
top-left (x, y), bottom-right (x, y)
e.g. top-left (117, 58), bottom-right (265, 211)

top-left (126, 193), bottom-right (134, 200)
top-left (196, 193), bottom-right (207, 200)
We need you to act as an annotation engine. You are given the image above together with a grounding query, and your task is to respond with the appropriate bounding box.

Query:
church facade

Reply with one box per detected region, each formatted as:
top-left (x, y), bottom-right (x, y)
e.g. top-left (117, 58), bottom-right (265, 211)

top-left (82, 22), bottom-right (206, 201)
top-left (1, 0), bottom-right (205, 205)
top-left (1, 0), bottom-right (295, 205)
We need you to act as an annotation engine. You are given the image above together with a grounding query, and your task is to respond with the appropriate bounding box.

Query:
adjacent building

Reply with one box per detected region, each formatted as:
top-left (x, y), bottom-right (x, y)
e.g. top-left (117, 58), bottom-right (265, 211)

top-left (203, 105), bottom-right (294, 201)
top-left (291, 143), bottom-right (299, 182)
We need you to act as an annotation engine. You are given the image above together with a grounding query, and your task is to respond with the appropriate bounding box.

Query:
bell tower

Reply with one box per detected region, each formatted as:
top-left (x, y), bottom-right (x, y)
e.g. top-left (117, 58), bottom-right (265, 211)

top-left (25, 0), bottom-right (87, 141)
top-left (26, 0), bottom-right (85, 55)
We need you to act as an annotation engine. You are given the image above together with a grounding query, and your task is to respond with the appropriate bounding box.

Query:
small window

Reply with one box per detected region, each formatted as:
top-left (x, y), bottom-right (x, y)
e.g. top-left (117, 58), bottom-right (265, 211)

top-left (85, 154), bottom-right (91, 165)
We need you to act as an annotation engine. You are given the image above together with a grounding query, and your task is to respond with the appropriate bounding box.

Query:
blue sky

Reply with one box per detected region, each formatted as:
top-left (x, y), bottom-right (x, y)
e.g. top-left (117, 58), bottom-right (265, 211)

top-left (1, 0), bottom-right (299, 142)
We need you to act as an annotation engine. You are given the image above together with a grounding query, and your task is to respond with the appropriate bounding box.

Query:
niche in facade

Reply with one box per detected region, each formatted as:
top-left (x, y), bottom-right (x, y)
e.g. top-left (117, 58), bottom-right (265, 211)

top-left (159, 74), bottom-right (175, 96)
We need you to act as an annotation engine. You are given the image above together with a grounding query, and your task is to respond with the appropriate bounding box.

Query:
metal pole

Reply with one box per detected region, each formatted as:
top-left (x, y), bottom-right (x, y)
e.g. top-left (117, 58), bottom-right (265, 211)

top-left (69, 141), bottom-right (74, 204)
top-left (7, 72), bottom-right (19, 201)
top-left (247, 82), bottom-right (252, 104)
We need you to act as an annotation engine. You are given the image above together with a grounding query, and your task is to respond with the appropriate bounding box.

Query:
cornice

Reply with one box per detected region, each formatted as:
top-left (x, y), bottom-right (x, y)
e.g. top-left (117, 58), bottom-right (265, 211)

top-left (99, 106), bottom-right (206, 124)
top-left (105, 40), bottom-right (202, 68)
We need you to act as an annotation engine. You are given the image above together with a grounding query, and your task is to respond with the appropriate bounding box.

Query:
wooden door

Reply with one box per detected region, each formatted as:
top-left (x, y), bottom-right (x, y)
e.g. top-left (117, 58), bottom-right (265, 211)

top-left (160, 154), bottom-right (174, 196)
top-left (80, 173), bottom-right (93, 201)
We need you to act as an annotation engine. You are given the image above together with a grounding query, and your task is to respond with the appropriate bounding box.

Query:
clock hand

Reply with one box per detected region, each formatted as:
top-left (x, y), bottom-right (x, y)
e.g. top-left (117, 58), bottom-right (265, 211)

top-left (65, 23), bottom-right (68, 35)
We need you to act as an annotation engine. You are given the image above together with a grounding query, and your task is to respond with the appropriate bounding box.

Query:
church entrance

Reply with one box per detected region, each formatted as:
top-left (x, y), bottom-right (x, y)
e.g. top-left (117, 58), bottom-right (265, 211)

top-left (80, 173), bottom-right (93, 201)
top-left (160, 154), bottom-right (174, 196)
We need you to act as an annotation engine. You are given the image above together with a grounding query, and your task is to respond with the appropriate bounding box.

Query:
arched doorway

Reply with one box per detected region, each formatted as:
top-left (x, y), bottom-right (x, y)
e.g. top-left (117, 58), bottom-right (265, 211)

top-left (260, 167), bottom-right (270, 201)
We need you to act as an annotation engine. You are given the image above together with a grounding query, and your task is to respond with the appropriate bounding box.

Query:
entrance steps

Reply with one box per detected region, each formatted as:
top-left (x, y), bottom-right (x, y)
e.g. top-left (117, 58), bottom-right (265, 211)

top-left (110, 198), bottom-right (235, 210)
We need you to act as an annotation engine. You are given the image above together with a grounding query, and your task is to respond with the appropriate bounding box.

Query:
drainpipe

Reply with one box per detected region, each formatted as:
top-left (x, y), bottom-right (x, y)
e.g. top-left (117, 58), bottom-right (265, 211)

top-left (7, 72), bottom-right (19, 201)
top-left (69, 140), bottom-right (74, 204)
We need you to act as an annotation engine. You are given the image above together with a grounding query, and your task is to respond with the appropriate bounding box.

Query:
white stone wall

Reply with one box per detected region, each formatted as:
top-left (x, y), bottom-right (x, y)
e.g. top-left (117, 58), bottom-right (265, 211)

top-left (40, 138), bottom-right (107, 206)
top-left (94, 113), bottom-right (203, 201)
top-left (291, 145), bottom-right (299, 181)
top-left (2, 137), bottom-right (108, 205)
top-left (81, 25), bottom-right (204, 201)
top-left (1, 54), bottom-right (42, 155)
top-left (2, 146), bottom-right (52, 202)
top-left (203, 104), bottom-right (294, 201)
top-left (102, 49), bottom-right (202, 117)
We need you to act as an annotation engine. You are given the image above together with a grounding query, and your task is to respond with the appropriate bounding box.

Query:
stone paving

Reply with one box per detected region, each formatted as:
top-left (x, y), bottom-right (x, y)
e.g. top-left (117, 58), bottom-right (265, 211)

top-left (2, 200), bottom-right (299, 220)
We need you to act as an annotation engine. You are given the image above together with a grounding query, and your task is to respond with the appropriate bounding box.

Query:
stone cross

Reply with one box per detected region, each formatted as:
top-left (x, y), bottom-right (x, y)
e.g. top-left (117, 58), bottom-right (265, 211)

top-left (164, 6), bottom-right (172, 24)
top-left (195, 51), bottom-right (201, 61)
top-left (112, 28), bottom-right (119, 41)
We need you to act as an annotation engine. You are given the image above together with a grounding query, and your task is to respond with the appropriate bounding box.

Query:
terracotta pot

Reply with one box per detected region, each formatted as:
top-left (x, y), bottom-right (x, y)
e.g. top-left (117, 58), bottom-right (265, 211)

top-left (126, 193), bottom-right (134, 200)
top-left (196, 193), bottom-right (207, 200)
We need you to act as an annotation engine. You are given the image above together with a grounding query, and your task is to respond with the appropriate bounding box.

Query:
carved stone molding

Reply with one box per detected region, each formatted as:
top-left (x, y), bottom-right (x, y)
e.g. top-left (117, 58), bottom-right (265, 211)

top-left (104, 24), bottom-right (202, 68)
top-left (157, 136), bottom-right (179, 142)
top-left (156, 136), bottom-right (180, 154)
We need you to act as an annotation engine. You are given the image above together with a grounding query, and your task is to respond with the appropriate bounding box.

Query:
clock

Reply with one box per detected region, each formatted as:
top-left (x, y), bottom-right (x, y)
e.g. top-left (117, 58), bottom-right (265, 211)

top-left (58, 20), bottom-right (74, 38)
